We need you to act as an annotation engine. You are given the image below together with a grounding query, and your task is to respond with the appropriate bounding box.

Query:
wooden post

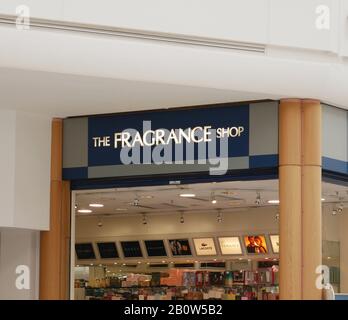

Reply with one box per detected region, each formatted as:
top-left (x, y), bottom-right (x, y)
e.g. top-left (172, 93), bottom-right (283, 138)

top-left (279, 99), bottom-right (302, 299)
top-left (302, 100), bottom-right (322, 299)
top-left (40, 119), bottom-right (70, 300)
top-left (279, 99), bottom-right (322, 300)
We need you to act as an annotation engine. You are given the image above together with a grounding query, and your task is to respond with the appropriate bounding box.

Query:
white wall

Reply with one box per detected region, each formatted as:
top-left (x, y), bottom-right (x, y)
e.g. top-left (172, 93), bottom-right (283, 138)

top-left (0, 228), bottom-right (40, 299)
top-left (0, 0), bottom-right (343, 52)
top-left (0, 109), bottom-right (51, 230)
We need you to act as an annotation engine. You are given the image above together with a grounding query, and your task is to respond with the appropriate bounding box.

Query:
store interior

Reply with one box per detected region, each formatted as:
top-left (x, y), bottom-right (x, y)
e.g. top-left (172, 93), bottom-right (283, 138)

top-left (72, 179), bottom-right (347, 300)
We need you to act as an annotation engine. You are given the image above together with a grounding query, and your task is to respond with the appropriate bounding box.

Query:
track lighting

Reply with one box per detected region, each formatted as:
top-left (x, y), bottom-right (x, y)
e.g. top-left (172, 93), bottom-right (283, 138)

top-left (142, 213), bottom-right (147, 225)
top-left (337, 203), bottom-right (344, 214)
top-left (180, 212), bottom-right (185, 224)
top-left (275, 212), bottom-right (280, 221)
top-left (332, 204), bottom-right (344, 215)
top-left (217, 210), bottom-right (222, 223)
top-left (255, 192), bottom-right (262, 205)
top-left (211, 192), bottom-right (217, 204)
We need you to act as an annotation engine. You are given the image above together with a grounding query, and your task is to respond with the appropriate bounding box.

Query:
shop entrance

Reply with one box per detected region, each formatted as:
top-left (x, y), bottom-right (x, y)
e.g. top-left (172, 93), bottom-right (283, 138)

top-left (71, 179), bottom-right (281, 300)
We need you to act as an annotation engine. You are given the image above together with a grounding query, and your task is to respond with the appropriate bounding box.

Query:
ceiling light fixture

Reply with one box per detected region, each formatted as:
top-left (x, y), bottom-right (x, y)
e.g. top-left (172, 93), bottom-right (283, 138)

top-left (217, 210), bottom-right (222, 223)
top-left (97, 218), bottom-right (103, 228)
top-left (89, 203), bottom-right (104, 208)
top-left (268, 200), bottom-right (280, 204)
top-left (180, 193), bottom-right (196, 198)
top-left (255, 192), bottom-right (262, 205)
top-left (116, 208), bottom-right (127, 211)
top-left (142, 213), bottom-right (148, 225)
top-left (180, 212), bottom-right (185, 224)
top-left (141, 195), bottom-right (154, 199)
top-left (78, 209), bottom-right (92, 213)
top-left (211, 192), bottom-right (217, 204)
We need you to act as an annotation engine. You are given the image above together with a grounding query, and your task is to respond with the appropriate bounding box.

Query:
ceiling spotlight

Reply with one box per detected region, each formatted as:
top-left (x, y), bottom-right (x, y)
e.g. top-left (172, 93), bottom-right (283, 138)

top-left (180, 212), bottom-right (185, 224)
top-left (212, 199), bottom-right (217, 204)
top-left (337, 203), bottom-right (344, 214)
top-left (321, 198), bottom-right (326, 202)
top-left (142, 213), bottom-right (148, 225)
top-left (211, 192), bottom-right (217, 204)
top-left (332, 209), bottom-right (337, 216)
top-left (74, 204), bottom-right (78, 209)
top-left (97, 218), bottom-right (103, 227)
top-left (217, 210), bottom-right (222, 223)
top-left (275, 212), bottom-right (280, 221)
top-left (180, 193), bottom-right (196, 198)
top-left (133, 198), bottom-right (140, 206)
top-left (255, 192), bottom-right (262, 205)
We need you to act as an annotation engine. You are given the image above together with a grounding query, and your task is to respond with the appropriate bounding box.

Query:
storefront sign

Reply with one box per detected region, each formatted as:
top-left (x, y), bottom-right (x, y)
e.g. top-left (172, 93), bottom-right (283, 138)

top-left (193, 238), bottom-right (217, 256)
top-left (63, 102), bottom-right (279, 181)
top-left (218, 237), bottom-right (242, 255)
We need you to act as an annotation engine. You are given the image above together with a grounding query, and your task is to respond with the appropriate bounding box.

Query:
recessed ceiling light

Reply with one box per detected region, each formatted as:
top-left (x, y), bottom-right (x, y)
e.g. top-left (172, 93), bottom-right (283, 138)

top-left (78, 209), bottom-right (92, 213)
top-left (238, 258), bottom-right (243, 261)
top-left (180, 193), bottom-right (196, 198)
top-left (114, 262), bottom-right (117, 265)
top-left (137, 261), bottom-right (141, 264)
top-left (141, 195), bottom-right (154, 199)
top-left (327, 256), bottom-right (331, 260)
top-left (162, 260), bottom-right (166, 263)
top-left (89, 203), bottom-right (104, 208)
top-left (268, 200), bottom-right (280, 204)
top-left (213, 259), bottom-right (217, 262)
top-left (321, 198), bottom-right (326, 201)
top-left (211, 199), bottom-right (217, 204)
top-left (116, 208), bottom-right (127, 211)
top-left (90, 263), bottom-right (93, 266)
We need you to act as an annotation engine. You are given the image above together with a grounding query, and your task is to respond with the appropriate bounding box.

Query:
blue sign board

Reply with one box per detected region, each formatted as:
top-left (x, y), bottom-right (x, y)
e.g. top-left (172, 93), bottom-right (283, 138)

top-left (63, 102), bottom-right (279, 181)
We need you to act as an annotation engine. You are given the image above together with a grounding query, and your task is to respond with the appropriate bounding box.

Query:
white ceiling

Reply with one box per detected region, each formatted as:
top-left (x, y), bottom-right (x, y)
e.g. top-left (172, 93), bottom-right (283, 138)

top-left (75, 180), bottom-right (348, 218)
top-left (0, 67), bottom-right (273, 117)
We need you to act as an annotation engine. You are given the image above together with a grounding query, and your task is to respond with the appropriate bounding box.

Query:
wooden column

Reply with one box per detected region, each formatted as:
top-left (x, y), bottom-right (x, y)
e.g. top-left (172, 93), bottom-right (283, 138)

top-left (279, 99), bottom-right (322, 300)
top-left (279, 99), bottom-right (302, 300)
top-left (302, 100), bottom-right (322, 299)
top-left (40, 119), bottom-right (71, 300)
